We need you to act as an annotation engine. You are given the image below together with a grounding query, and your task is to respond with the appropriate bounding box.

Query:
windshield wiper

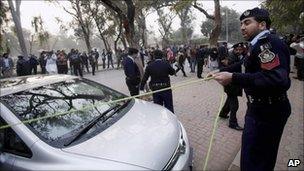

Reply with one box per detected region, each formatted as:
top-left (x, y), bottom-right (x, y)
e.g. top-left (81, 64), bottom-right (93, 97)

top-left (64, 100), bottom-right (130, 146)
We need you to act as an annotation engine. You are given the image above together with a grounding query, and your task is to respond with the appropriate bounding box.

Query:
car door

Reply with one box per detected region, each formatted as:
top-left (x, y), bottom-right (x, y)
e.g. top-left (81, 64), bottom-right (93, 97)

top-left (0, 117), bottom-right (16, 171)
top-left (0, 117), bottom-right (32, 171)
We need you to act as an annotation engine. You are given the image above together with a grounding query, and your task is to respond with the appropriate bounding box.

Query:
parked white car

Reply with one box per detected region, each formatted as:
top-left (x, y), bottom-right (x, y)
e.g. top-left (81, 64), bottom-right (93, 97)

top-left (0, 75), bottom-right (193, 170)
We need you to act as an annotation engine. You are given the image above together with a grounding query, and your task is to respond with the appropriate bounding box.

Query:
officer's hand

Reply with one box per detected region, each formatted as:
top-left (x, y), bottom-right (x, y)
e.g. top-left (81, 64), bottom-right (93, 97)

top-left (213, 72), bottom-right (233, 86)
top-left (140, 90), bottom-right (145, 94)
top-left (206, 69), bottom-right (219, 79)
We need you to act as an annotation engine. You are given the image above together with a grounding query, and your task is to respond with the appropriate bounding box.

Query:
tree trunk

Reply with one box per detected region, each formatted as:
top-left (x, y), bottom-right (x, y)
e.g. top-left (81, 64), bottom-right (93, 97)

top-left (125, 0), bottom-right (137, 48)
top-left (93, 13), bottom-right (109, 51)
top-left (99, 30), bottom-right (109, 51)
top-left (121, 32), bottom-right (128, 49)
top-left (100, 0), bottom-right (138, 48)
top-left (75, 0), bottom-right (91, 53)
top-left (140, 13), bottom-right (147, 48)
top-left (209, 0), bottom-right (221, 46)
top-left (8, 0), bottom-right (28, 59)
top-left (114, 18), bottom-right (123, 52)
top-left (181, 22), bottom-right (187, 44)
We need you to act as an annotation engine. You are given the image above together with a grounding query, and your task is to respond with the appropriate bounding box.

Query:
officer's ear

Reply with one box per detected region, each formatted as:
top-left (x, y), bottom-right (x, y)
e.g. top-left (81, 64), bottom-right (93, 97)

top-left (258, 21), bottom-right (267, 31)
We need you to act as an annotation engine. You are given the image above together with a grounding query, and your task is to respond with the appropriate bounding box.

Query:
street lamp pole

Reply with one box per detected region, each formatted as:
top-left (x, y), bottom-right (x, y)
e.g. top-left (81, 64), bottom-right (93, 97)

top-left (225, 4), bottom-right (236, 43)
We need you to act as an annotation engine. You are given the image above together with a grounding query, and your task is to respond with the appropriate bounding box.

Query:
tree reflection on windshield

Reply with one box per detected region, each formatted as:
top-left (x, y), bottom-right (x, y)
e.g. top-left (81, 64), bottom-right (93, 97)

top-left (1, 79), bottom-right (126, 142)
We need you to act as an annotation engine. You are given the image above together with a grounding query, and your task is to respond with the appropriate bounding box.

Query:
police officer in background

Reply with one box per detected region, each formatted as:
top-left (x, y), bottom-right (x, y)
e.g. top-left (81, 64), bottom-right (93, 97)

top-left (196, 45), bottom-right (208, 78)
top-left (209, 8), bottom-right (291, 170)
top-left (123, 48), bottom-right (141, 96)
top-left (219, 42), bottom-right (244, 131)
top-left (140, 50), bottom-right (175, 113)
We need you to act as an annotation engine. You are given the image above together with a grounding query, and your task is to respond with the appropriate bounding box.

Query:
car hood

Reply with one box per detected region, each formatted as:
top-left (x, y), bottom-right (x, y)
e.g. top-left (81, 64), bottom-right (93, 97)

top-left (62, 99), bottom-right (180, 170)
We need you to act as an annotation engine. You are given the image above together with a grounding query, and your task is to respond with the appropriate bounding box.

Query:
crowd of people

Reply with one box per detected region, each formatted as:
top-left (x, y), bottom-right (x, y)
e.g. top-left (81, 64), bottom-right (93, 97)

top-left (0, 48), bottom-right (126, 78)
top-left (1, 33), bottom-right (302, 81)
top-left (0, 6), bottom-right (303, 171)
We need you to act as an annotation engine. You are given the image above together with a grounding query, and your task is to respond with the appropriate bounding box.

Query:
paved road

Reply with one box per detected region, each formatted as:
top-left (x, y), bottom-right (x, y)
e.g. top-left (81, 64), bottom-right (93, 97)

top-left (84, 65), bottom-right (303, 170)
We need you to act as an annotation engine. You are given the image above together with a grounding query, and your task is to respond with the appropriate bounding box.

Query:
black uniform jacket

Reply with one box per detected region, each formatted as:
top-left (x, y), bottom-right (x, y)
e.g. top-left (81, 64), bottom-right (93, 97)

top-left (221, 33), bottom-right (291, 97)
top-left (140, 59), bottom-right (175, 91)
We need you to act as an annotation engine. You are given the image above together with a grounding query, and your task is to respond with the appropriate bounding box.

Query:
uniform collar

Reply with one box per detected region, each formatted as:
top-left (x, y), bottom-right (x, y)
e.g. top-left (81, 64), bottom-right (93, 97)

top-left (127, 55), bottom-right (134, 62)
top-left (250, 30), bottom-right (270, 46)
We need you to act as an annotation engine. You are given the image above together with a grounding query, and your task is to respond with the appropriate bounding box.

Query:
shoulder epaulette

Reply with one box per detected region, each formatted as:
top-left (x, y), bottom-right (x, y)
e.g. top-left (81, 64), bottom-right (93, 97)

top-left (258, 34), bottom-right (270, 44)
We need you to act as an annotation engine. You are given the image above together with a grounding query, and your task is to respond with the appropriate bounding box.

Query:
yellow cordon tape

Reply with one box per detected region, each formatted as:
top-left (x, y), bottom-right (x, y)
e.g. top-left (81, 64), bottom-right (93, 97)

top-left (0, 75), bottom-right (224, 170)
top-left (203, 88), bottom-right (225, 170)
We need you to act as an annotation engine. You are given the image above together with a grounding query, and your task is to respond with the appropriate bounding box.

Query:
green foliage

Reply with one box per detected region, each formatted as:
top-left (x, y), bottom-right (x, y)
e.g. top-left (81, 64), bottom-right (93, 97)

top-left (264, 0), bottom-right (304, 34)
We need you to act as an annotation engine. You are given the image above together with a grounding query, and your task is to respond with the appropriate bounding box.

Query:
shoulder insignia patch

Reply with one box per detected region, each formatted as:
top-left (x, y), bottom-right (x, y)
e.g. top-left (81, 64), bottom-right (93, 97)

top-left (258, 49), bottom-right (275, 63)
top-left (258, 49), bottom-right (280, 70)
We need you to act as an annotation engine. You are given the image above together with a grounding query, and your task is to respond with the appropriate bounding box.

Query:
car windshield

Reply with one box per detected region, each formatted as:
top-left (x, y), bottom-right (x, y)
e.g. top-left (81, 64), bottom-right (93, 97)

top-left (1, 78), bottom-right (130, 145)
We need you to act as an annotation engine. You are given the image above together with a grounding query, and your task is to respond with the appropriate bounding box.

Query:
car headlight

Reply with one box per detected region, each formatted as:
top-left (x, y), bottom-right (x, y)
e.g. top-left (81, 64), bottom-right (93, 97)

top-left (163, 122), bottom-right (186, 170)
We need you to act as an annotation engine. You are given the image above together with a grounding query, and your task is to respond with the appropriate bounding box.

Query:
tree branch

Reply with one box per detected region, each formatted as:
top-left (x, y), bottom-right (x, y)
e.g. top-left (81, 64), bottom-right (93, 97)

top-left (193, 1), bottom-right (215, 20)
top-left (62, 5), bottom-right (78, 19)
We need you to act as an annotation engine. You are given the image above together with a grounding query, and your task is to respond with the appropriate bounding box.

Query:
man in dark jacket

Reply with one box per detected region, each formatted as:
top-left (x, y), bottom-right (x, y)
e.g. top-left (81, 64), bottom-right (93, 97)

top-left (218, 42), bottom-right (229, 69)
top-left (16, 56), bottom-right (31, 76)
top-left (39, 51), bottom-right (47, 74)
top-left (196, 45), bottom-right (208, 78)
top-left (29, 54), bottom-right (39, 75)
top-left (140, 50), bottom-right (176, 113)
top-left (212, 8), bottom-right (291, 170)
top-left (122, 48), bottom-right (141, 96)
top-left (219, 43), bottom-right (244, 130)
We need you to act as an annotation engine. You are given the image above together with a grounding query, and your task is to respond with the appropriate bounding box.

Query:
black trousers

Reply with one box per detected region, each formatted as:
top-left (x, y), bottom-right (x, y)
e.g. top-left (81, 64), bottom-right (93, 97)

top-left (102, 59), bottom-right (106, 69)
top-left (296, 57), bottom-right (304, 79)
top-left (30, 66), bottom-right (37, 75)
top-left (107, 58), bottom-right (114, 68)
top-left (219, 95), bottom-right (239, 126)
top-left (197, 59), bottom-right (204, 78)
top-left (83, 63), bottom-right (90, 72)
top-left (90, 63), bottom-right (95, 75)
top-left (241, 100), bottom-right (291, 171)
top-left (152, 89), bottom-right (174, 113)
top-left (41, 66), bottom-right (46, 74)
top-left (175, 63), bottom-right (186, 76)
top-left (58, 65), bottom-right (68, 74)
top-left (126, 79), bottom-right (139, 96)
top-left (73, 64), bottom-right (83, 77)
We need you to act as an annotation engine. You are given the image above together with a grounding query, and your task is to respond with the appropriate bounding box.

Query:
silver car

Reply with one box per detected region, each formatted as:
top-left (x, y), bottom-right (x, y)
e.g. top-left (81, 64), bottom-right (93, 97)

top-left (0, 75), bottom-right (193, 170)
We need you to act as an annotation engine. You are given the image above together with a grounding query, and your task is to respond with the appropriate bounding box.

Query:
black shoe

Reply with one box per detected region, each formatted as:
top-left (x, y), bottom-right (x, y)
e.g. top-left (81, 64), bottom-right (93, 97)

top-left (229, 125), bottom-right (243, 131)
top-left (219, 115), bottom-right (229, 119)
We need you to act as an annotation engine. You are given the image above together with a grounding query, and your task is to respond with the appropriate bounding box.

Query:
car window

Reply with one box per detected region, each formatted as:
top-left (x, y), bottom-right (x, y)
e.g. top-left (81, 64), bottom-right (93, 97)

top-left (0, 118), bottom-right (32, 158)
top-left (0, 79), bottom-right (129, 146)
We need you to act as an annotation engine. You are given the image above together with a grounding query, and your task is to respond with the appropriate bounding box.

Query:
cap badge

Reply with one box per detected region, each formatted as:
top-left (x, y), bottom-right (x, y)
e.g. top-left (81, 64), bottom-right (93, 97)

top-left (244, 10), bottom-right (250, 16)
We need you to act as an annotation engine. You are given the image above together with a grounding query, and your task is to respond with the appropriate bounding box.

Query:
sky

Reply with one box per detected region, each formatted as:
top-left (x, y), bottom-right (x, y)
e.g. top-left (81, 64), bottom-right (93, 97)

top-left (17, 0), bottom-right (263, 37)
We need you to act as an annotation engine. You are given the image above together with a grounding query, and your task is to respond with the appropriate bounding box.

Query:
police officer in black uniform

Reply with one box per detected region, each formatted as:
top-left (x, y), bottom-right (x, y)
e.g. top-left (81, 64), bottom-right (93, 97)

top-left (140, 50), bottom-right (175, 113)
top-left (210, 8), bottom-right (291, 171)
top-left (196, 45), bottom-right (208, 78)
top-left (123, 48), bottom-right (141, 96)
top-left (219, 42), bottom-right (244, 131)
